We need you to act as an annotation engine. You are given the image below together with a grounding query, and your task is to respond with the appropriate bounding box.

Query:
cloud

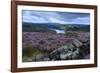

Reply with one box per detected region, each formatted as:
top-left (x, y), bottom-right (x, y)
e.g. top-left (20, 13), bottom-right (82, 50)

top-left (75, 17), bottom-right (90, 24)
top-left (22, 10), bottom-right (90, 24)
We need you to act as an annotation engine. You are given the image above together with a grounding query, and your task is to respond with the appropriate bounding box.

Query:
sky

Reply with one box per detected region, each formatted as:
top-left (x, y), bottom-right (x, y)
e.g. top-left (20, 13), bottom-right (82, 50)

top-left (22, 10), bottom-right (90, 25)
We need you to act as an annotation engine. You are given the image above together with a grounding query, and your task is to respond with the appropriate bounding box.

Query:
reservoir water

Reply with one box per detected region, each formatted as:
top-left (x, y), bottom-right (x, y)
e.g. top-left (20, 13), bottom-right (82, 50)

top-left (51, 28), bottom-right (65, 34)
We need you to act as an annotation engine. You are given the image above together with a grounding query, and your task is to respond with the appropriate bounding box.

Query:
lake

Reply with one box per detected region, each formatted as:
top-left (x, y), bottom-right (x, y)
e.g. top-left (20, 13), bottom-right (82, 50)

top-left (50, 28), bottom-right (65, 34)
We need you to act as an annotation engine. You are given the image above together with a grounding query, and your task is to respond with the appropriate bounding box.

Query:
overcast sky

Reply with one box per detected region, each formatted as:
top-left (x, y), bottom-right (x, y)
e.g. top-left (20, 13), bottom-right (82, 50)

top-left (22, 10), bottom-right (90, 25)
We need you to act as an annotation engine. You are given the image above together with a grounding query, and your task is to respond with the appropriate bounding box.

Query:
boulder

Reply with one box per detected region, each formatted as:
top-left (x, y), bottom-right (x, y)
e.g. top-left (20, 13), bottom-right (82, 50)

top-left (50, 43), bottom-right (80, 60)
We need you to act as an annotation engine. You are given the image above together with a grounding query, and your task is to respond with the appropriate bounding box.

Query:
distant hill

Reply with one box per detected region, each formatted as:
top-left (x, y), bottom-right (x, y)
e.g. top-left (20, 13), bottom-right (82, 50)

top-left (65, 25), bottom-right (90, 32)
top-left (22, 22), bottom-right (56, 32)
top-left (22, 22), bottom-right (90, 32)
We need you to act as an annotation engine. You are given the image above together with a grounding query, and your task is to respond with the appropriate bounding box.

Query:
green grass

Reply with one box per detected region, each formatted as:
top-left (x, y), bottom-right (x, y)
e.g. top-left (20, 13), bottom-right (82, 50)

top-left (22, 48), bottom-right (48, 62)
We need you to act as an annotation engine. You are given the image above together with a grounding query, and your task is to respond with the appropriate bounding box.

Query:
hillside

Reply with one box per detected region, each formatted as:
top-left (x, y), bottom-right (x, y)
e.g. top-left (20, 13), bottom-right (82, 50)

top-left (22, 22), bottom-right (90, 32)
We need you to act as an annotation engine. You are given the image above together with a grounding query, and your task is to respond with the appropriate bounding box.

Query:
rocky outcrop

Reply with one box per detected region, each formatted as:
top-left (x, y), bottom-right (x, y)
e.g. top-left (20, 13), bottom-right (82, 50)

top-left (49, 40), bottom-right (81, 60)
top-left (27, 39), bottom-right (84, 62)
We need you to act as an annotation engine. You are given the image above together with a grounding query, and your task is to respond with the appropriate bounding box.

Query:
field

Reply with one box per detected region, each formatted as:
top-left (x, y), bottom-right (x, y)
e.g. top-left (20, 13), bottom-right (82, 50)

top-left (22, 22), bottom-right (90, 62)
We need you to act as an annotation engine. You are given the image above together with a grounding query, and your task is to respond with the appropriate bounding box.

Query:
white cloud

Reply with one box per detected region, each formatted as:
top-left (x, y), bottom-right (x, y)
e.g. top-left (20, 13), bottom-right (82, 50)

top-left (22, 10), bottom-right (90, 24)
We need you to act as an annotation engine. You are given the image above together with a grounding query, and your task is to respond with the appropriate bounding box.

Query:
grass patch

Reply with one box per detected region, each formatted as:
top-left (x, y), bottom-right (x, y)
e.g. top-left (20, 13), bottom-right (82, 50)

top-left (22, 47), bottom-right (48, 62)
